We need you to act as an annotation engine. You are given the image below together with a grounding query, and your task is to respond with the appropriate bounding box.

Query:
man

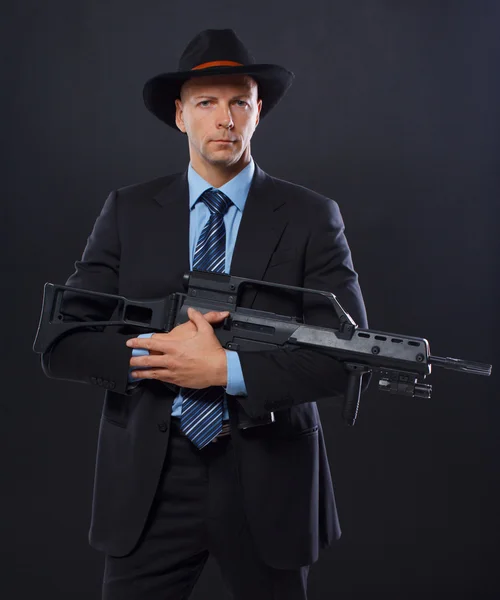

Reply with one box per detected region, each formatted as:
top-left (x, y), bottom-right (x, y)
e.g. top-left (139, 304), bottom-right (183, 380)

top-left (40, 29), bottom-right (368, 599)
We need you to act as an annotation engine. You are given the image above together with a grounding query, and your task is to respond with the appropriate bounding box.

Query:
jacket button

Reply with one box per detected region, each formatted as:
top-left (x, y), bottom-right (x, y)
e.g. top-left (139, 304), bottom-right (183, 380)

top-left (97, 377), bottom-right (103, 386)
top-left (109, 381), bottom-right (115, 389)
top-left (158, 421), bottom-right (168, 433)
top-left (90, 376), bottom-right (97, 384)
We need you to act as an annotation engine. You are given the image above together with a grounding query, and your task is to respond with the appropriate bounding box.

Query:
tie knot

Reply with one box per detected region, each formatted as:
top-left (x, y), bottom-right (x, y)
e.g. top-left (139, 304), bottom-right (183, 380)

top-left (200, 189), bottom-right (232, 216)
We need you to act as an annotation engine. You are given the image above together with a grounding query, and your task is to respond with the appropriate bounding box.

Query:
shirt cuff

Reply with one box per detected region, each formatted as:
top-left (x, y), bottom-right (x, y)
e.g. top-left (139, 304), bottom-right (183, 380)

top-left (127, 332), bottom-right (154, 383)
top-left (224, 350), bottom-right (247, 397)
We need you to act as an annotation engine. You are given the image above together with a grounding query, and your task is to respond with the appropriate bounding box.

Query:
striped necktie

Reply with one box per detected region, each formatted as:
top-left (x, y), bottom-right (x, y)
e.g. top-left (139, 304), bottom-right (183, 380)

top-left (180, 188), bottom-right (232, 449)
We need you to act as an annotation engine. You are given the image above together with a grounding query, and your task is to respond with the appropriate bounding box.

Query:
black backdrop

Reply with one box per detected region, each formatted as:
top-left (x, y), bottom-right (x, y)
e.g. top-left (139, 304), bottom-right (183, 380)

top-left (2, 1), bottom-right (499, 598)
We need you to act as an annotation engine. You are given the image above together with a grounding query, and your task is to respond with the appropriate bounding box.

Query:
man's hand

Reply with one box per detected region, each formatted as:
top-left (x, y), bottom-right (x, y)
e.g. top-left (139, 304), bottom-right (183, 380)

top-left (126, 308), bottom-right (229, 388)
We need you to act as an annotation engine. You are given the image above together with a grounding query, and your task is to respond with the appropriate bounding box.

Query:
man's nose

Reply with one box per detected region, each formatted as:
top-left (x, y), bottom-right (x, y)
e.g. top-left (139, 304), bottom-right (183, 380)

top-left (217, 105), bottom-right (234, 129)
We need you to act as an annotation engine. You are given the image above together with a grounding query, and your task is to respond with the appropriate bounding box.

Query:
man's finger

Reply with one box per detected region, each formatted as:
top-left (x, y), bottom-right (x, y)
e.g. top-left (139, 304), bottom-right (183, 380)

top-left (188, 306), bottom-right (229, 329)
top-left (129, 355), bottom-right (171, 368)
top-left (130, 368), bottom-right (171, 381)
top-left (126, 337), bottom-right (176, 352)
top-left (201, 310), bottom-right (230, 323)
top-left (187, 307), bottom-right (215, 331)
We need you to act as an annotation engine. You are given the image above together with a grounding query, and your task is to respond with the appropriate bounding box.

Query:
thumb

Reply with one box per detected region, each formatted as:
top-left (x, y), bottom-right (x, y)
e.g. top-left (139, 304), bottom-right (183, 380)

top-left (187, 307), bottom-right (220, 330)
top-left (202, 310), bottom-right (230, 324)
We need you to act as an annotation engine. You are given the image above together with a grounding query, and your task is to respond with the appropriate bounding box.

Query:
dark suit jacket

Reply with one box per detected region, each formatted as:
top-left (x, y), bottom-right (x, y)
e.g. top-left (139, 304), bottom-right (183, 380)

top-left (41, 164), bottom-right (368, 569)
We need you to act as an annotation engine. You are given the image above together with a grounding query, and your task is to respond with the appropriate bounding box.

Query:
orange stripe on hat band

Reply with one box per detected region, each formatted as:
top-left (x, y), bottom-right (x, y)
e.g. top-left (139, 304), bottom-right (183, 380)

top-left (191, 60), bottom-right (243, 70)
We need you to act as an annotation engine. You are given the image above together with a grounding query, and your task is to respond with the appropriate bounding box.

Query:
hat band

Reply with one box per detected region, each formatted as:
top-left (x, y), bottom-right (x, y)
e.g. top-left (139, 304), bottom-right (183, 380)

top-left (191, 60), bottom-right (243, 71)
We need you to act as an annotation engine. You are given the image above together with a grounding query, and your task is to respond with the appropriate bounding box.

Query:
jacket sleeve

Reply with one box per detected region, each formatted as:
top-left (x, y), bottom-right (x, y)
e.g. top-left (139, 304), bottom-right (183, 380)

top-left (236, 198), bottom-right (369, 418)
top-left (40, 190), bottom-right (137, 395)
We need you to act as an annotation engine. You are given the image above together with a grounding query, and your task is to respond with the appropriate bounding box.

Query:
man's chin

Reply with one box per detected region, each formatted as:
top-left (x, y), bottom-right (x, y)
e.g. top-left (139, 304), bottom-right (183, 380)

top-left (204, 153), bottom-right (241, 168)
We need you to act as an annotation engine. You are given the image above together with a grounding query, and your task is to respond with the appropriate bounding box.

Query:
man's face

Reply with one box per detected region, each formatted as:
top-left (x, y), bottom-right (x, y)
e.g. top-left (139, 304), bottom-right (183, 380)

top-left (175, 74), bottom-right (262, 169)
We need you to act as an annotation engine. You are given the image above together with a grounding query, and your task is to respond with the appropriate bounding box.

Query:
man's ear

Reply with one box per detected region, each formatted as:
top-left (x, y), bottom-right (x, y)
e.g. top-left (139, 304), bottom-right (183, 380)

top-left (255, 98), bottom-right (263, 127)
top-left (175, 99), bottom-right (186, 133)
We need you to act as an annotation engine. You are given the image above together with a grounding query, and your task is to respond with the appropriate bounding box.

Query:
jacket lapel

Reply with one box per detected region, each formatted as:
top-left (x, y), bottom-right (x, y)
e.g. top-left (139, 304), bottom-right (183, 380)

top-left (230, 164), bottom-right (288, 307)
top-left (145, 171), bottom-right (191, 296)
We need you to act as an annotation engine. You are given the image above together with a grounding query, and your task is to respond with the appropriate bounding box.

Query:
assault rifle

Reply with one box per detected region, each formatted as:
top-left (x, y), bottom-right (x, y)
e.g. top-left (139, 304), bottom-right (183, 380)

top-left (33, 270), bottom-right (492, 426)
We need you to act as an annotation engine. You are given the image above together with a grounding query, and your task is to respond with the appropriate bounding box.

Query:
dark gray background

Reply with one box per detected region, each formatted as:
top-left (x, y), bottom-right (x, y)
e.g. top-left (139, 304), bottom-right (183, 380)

top-left (2, 1), bottom-right (499, 598)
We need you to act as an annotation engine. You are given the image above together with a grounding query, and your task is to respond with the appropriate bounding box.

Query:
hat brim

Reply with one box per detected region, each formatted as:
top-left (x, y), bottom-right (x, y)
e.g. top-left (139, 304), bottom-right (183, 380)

top-left (143, 63), bottom-right (294, 129)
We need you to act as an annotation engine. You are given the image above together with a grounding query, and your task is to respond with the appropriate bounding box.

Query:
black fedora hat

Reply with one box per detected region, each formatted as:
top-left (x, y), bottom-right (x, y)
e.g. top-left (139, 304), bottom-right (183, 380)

top-left (143, 29), bottom-right (294, 130)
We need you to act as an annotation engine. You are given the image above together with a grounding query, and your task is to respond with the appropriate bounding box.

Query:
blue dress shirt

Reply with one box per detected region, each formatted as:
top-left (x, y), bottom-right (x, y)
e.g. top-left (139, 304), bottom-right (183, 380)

top-left (128, 160), bottom-right (254, 419)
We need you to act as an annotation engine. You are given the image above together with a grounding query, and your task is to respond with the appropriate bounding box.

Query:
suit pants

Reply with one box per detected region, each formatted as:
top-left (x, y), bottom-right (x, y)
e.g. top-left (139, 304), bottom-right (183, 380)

top-left (102, 418), bottom-right (310, 599)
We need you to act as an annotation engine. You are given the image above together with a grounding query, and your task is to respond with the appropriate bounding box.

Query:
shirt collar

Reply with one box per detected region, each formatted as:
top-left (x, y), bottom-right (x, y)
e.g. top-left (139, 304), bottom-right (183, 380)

top-left (188, 159), bottom-right (255, 212)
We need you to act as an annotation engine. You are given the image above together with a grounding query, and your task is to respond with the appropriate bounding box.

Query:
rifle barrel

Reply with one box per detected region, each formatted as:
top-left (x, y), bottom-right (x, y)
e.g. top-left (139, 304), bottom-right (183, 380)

top-left (429, 355), bottom-right (492, 376)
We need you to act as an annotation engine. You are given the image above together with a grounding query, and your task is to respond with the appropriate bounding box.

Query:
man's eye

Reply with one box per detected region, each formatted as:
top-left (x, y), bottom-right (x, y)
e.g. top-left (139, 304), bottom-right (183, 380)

top-left (199, 100), bottom-right (211, 107)
top-left (236, 100), bottom-right (248, 107)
